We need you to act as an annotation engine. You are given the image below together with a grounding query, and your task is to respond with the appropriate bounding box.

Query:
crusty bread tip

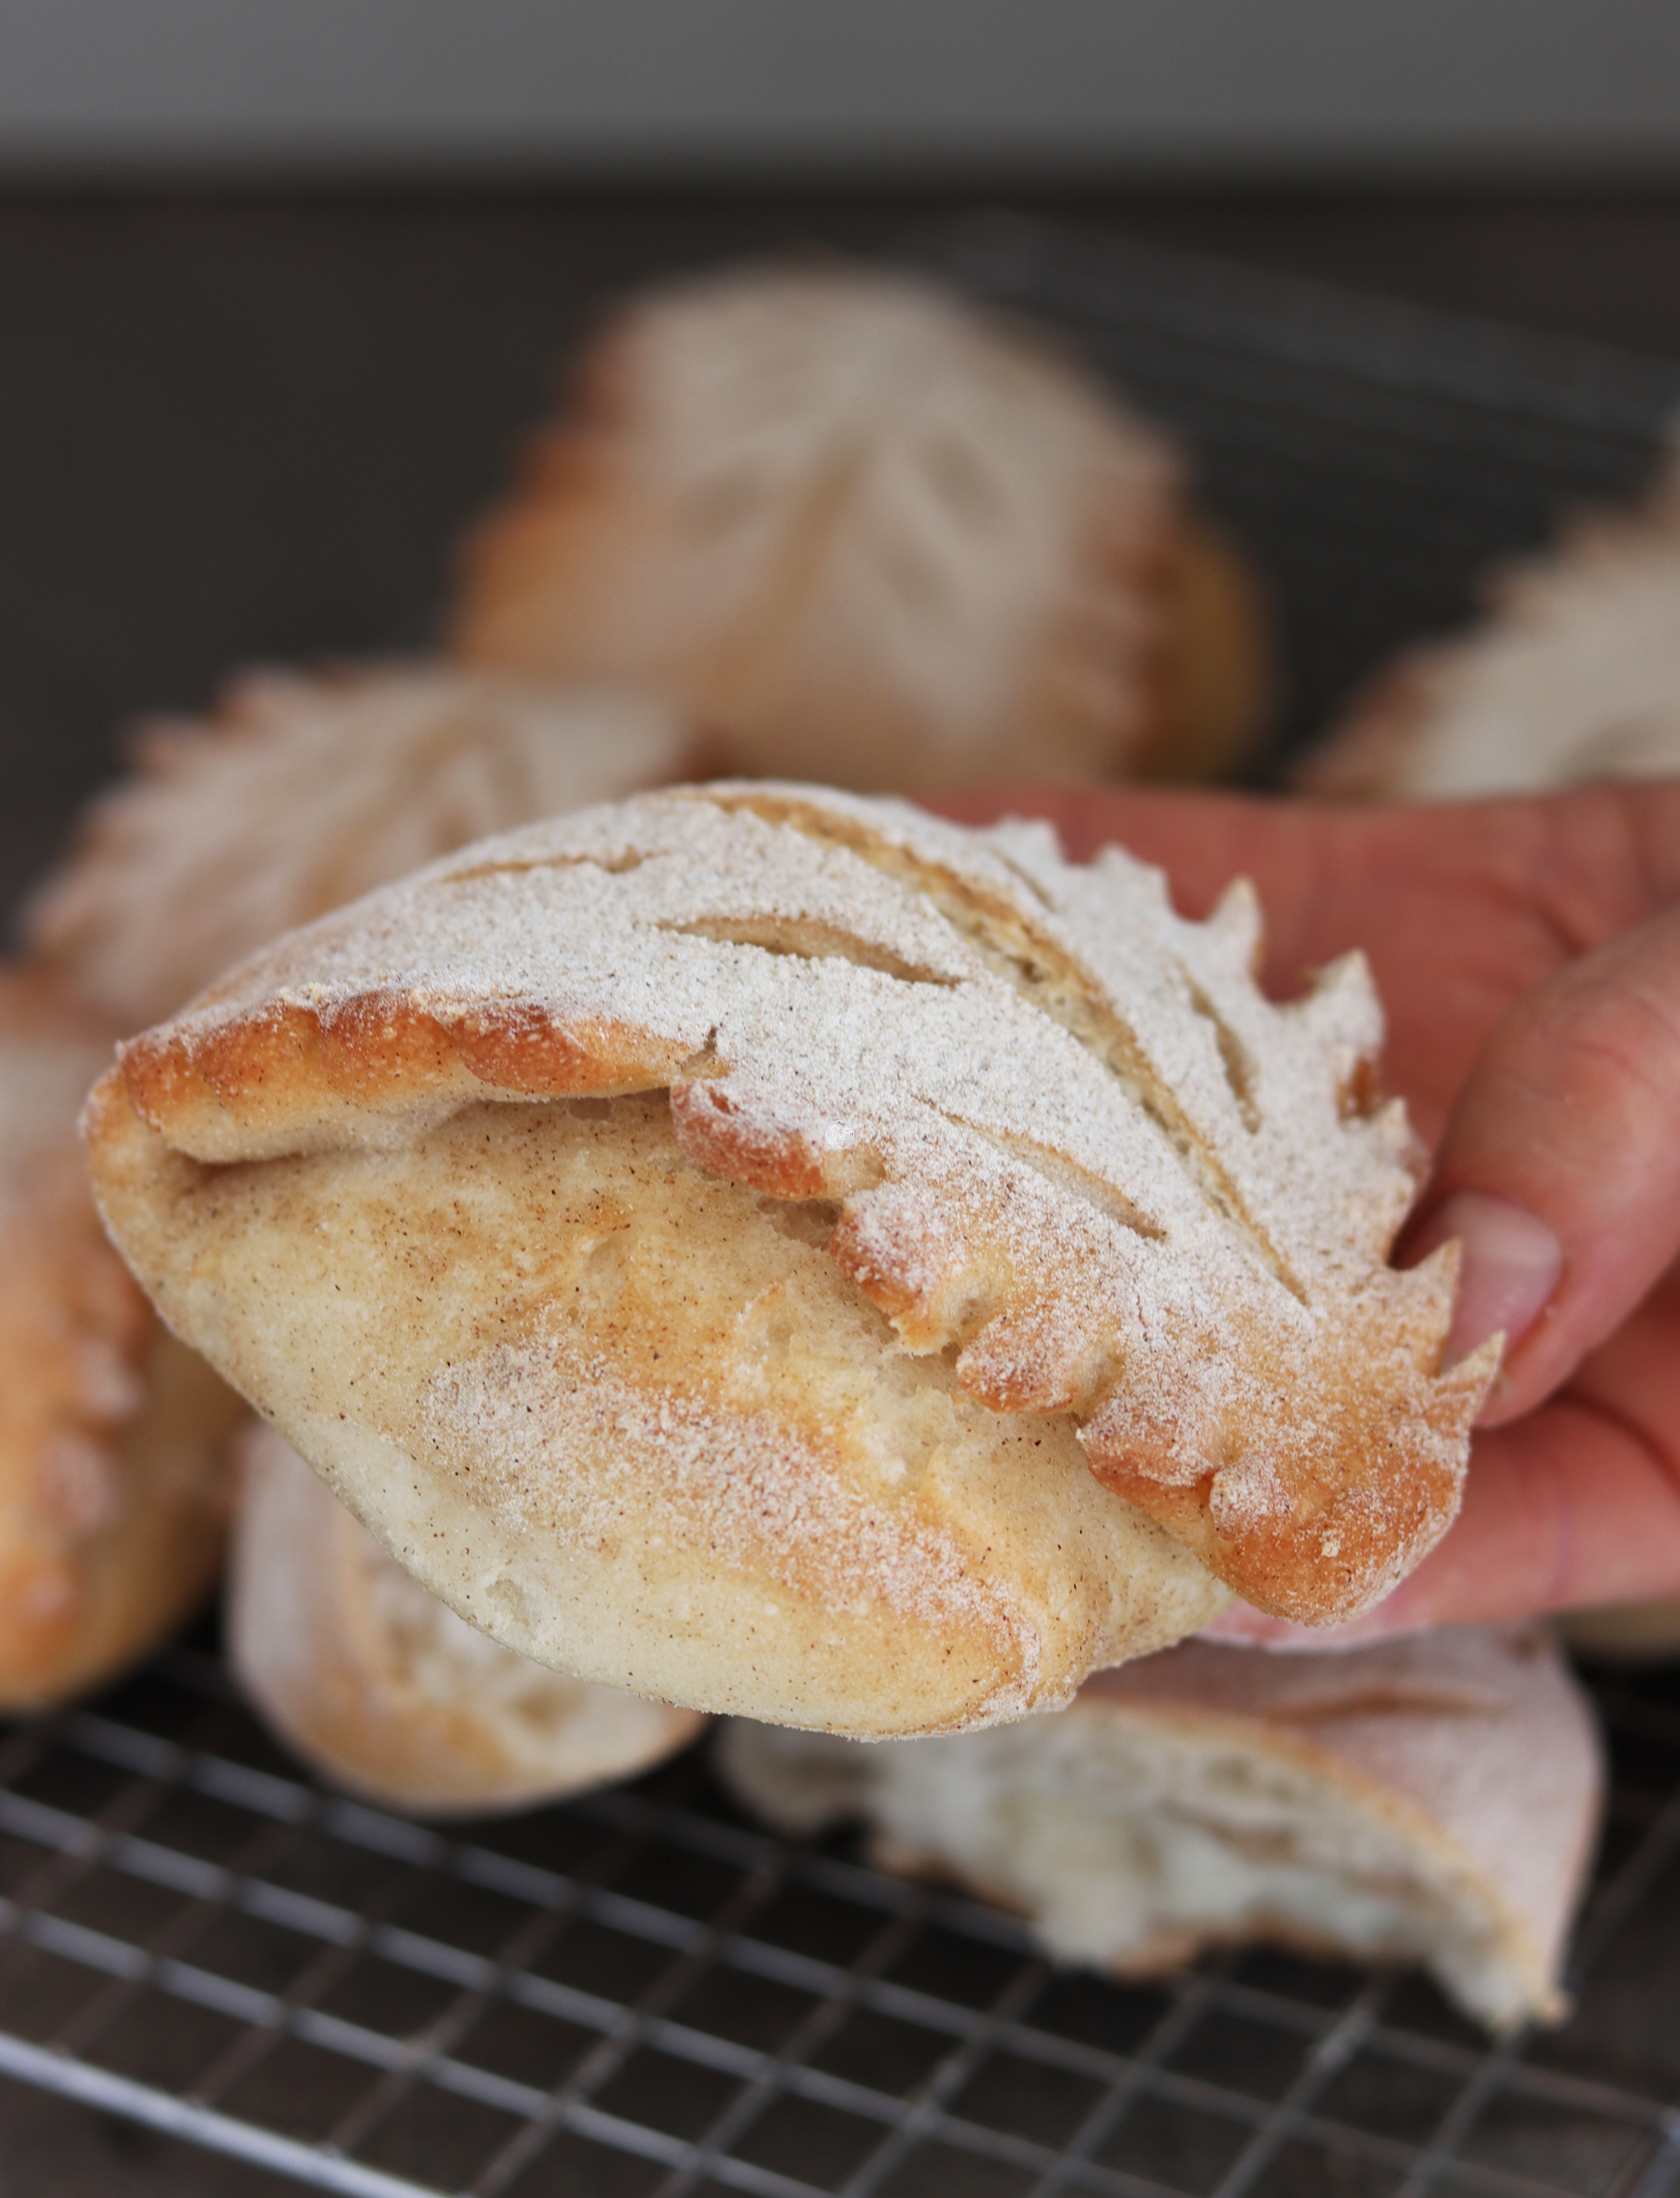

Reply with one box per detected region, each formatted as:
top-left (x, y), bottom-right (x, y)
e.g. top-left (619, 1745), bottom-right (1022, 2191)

top-left (84, 785), bottom-right (1491, 1737)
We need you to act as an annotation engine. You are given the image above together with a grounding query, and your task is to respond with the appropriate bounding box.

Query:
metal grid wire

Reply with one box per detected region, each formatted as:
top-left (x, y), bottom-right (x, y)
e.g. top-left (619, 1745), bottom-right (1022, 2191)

top-left (7, 222), bottom-right (1680, 2193)
top-left (2, 1645), bottom-right (1680, 2198)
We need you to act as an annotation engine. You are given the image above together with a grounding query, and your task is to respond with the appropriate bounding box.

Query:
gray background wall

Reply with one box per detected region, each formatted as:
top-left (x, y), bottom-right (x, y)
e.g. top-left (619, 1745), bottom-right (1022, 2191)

top-left (2, 0), bottom-right (1678, 176)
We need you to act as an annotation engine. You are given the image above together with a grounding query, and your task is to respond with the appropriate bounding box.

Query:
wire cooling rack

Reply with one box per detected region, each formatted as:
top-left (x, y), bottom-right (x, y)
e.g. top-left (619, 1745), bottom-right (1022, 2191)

top-left (2, 1645), bottom-right (1680, 2198)
top-left (6, 220), bottom-right (1680, 2194)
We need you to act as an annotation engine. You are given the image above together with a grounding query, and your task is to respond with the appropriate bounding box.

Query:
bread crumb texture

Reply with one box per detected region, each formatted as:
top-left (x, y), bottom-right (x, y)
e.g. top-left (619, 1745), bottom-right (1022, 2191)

top-left (719, 1627), bottom-right (1604, 2034)
top-left (87, 788), bottom-right (1493, 1732)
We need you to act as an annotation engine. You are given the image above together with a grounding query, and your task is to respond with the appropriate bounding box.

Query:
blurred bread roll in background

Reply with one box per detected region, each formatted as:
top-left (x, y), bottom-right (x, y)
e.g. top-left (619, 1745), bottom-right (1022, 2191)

top-left (28, 665), bottom-right (694, 1030)
top-left (453, 267), bottom-right (1270, 794)
top-left (6, 666), bottom-right (690, 1712)
top-left (1304, 444), bottom-right (1680, 800)
top-left (0, 971), bottom-right (241, 1708)
top-left (85, 787), bottom-right (1490, 1736)
top-left (719, 1628), bottom-right (1603, 2035)
top-left (230, 1423), bottom-right (703, 1814)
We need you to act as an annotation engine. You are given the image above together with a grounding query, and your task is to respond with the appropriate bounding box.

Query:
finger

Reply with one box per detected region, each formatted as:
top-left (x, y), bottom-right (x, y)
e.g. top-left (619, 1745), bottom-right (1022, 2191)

top-left (1402, 906), bottom-right (1680, 1422)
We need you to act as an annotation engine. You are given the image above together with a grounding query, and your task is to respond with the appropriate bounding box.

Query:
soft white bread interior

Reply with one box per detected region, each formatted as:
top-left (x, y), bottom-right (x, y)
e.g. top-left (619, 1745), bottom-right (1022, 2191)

top-left (453, 267), bottom-right (1270, 792)
top-left (230, 1421), bottom-right (703, 1813)
top-left (27, 664), bottom-right (692, 1030)
top-left (0, 970), bottom-right (242, 1707)
top-left (1305, 445), bottom-right (1680, 800)
top-left (718, 1628), bottom-right (1604, 2034)
top-left (84, 788), bottom-right (1490, 1734)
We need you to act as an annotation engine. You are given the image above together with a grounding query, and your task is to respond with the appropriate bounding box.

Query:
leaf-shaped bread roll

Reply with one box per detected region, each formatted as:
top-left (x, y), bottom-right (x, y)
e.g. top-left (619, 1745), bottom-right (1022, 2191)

top-left (453, 268), bottom-right (1270, 792)
top-left (28, 665), bottom-right (692, 1030)
top-left (718, 1628), bottom-right (1603, 2035)
top-left (230, 1421), bottom-right (703, 1813)
top-left (0, 972), bottom-right (241, 1707)
top-left (1305, 447), bottom-right (1680, 799)
top-left (85, 788), bottom-right (1490, 1736)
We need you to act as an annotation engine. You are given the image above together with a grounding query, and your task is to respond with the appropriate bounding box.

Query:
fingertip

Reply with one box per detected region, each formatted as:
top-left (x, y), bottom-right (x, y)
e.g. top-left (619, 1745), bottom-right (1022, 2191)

top-left (1405, 1189), bottom-right (1562, 1392)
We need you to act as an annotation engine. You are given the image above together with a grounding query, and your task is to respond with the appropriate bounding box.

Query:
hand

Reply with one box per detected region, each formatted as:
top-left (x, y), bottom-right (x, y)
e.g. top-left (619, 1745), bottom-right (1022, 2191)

top-left (935, 780), bottom-right (1680, 1639)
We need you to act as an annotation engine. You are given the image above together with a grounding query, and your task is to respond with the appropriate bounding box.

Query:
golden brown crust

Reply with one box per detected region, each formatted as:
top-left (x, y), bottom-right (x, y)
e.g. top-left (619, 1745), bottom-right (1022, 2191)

top-left (0, 971), bottom-right (241, 1707)
top-left (452, 268), bottom-right (1269, 793)
top-left (84, 787), bottom-right (1490, 1672)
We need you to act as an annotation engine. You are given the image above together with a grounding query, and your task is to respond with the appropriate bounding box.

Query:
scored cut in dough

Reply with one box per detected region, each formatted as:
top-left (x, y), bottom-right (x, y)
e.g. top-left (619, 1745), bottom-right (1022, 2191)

top-left (27, 664), bottom-right (694, 1030)
top-left (1304, 444), bottom-right (1680, 799)
top-left (85, 786), bottom-right (1492, 1736)
top-left (453, 267), bottom-right (1270, 793)
top-left (230, 1422), bottom-right (704, 1814)
top-left (718, 1628), bottom-right (1604, 2034)
top-left (0, 971), bottom-right (242, 1708)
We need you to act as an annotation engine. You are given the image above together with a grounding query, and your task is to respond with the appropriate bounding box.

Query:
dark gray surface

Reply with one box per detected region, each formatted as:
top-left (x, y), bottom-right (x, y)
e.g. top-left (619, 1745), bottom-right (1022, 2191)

top-left (4, 186), bottom-right (1680, 929)
top-left (4, 0), bottom-right (1680, 176)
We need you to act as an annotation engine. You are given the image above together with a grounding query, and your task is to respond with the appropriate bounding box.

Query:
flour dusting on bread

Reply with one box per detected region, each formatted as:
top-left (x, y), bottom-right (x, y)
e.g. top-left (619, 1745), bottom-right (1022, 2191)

top-left (89, 788), bottom-right (1490, 1681)
top-left (28, 664), bottom-right (691, 1027)
top-left (454, 268), bottom-right (1268, 789)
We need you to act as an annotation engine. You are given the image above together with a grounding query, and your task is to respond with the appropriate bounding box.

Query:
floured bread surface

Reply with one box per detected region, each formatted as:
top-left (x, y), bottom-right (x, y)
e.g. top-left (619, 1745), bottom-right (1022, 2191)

top-left (0, 971), bottom-right (242, 1707)
top-left (230, 1423), bottom-right (703, 1813)
top-left (27, 664), bottom-right (692, 1028)
top-left (453, 267), bottom-right (1269, 791)
top-left (718, 1628), bottom-right (1604, 2034)
top-left (1306, 447), bottom-right (1680, 799)
top-left (86, 786), bottom-right (1489, 1727)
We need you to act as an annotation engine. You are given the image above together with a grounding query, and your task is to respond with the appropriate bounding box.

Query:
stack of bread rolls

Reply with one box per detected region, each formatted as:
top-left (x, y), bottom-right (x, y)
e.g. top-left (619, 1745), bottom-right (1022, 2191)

top-left (2, 263), bottom-right (1625, 2032)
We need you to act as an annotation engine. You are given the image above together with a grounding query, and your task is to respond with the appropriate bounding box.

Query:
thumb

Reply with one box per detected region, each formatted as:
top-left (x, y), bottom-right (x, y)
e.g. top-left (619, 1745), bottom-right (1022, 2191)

top-left (1402, 904), bottom-right (1680, 1425)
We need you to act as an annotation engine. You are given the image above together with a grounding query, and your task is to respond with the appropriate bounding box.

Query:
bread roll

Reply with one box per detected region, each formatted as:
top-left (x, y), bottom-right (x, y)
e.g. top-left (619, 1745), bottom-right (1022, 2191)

top-left (230, 1421), bottom-right (702, 1812)
top-left (0, 971), bottom-right (242, 1707)
top-left (84, 786), bottom-right (1491, 1735)
top-left (718, 1628), bottom-right (1603, 2034)
top-left (1305, 447), bottom-right (1680, 799)
top-left (453, 268), bottom-right (1270, 793)
top-left (28, 665), bottom-right (693, 1029)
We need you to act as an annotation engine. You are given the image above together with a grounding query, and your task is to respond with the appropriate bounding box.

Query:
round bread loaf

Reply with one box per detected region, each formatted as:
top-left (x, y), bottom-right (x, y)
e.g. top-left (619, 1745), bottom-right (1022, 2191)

top-left (230, 1421), bottom-right (704, 1812)
top-left (452, 267), bottom-right (1270, 792)
top-left (0, 971), bottom-right (242, 1708)
top-left (719, 1628), bottom-right (1604, 2034)
top-left (84, 787), bottom-right (1492, 1736)
top-left (1305, 446), bottom-right (1680, 799)
top-left (27, 664), bottom-right (692, 1030)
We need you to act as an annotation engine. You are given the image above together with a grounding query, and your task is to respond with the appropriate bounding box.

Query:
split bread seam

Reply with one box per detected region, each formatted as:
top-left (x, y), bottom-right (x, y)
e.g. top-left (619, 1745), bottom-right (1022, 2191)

top-left (84, 786), bottom-right (1494, 1736)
